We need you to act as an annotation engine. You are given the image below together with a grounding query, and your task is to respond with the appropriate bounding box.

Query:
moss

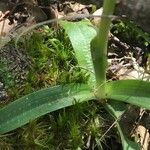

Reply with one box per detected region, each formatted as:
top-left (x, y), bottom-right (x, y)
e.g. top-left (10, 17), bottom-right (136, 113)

top-left (0, 26), bottom-right (107, 149)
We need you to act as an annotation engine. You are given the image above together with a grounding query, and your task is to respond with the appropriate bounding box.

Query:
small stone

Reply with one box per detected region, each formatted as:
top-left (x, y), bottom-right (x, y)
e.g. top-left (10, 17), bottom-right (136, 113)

top-left (0, 91), bottom-right (8, 101)
top-left (0, 82), bottom-right (4, 90)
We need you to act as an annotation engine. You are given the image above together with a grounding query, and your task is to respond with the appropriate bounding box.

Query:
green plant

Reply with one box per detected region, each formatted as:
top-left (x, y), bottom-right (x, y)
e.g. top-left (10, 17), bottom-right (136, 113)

top-left (111, 20), bottom-right (150, 47)
top-left (19, 120), bottom-right (50, 149)
top-left (0, 0), bottom-right (150, 149)
top-left (0, 59), bottom-right (13, 89)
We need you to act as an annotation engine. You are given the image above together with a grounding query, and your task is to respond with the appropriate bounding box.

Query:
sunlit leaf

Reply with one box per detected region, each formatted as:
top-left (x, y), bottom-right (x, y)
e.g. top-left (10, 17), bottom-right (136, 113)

top-left (60, 20), bottom-right (97, 85)
top-left (106, 80), bottom-right (150, 109)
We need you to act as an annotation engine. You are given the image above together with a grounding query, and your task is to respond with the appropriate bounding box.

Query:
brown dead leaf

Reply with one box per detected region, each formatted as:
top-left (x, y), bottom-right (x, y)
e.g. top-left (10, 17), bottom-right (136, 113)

top-left (134, 125), bottom-right (150, 150)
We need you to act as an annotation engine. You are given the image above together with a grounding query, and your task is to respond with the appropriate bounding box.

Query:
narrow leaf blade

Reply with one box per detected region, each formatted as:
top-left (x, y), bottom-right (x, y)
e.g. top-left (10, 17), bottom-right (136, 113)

top-left (60, 20), bottom-right (96, 85)
top-left (106, 80), bottom-right (150, 109)
top-left (104, 101), bottom-right (140, 150)
top-left (0, 84), bottom-right (93, 134)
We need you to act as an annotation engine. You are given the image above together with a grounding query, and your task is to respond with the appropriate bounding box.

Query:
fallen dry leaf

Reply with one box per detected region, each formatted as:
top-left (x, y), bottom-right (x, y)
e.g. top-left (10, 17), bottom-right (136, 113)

top-left (135, 125), bottom-right (150, 150)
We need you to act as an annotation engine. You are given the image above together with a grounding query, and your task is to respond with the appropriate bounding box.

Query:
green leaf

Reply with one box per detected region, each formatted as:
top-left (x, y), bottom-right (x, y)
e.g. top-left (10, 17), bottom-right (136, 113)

top-left (106, 80), bottom-right (150, 109)
top-left (105, 101), bottom-right (140, 150)
top-left (60, 20), bottom-right (97, 85)
top-left (104, 101), bottom-right (127, 119)
top-left (0, 84), bottom-right (94, 134)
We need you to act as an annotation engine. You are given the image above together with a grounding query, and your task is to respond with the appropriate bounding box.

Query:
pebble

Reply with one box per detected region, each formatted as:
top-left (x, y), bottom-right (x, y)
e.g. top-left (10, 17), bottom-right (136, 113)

top-left (0, 82), bottom-right (8, 101)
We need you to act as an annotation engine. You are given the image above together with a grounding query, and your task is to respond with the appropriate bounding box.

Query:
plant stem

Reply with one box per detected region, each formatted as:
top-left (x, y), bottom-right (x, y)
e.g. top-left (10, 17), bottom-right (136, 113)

top-left (91, 0), bottom-right (116, 99)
